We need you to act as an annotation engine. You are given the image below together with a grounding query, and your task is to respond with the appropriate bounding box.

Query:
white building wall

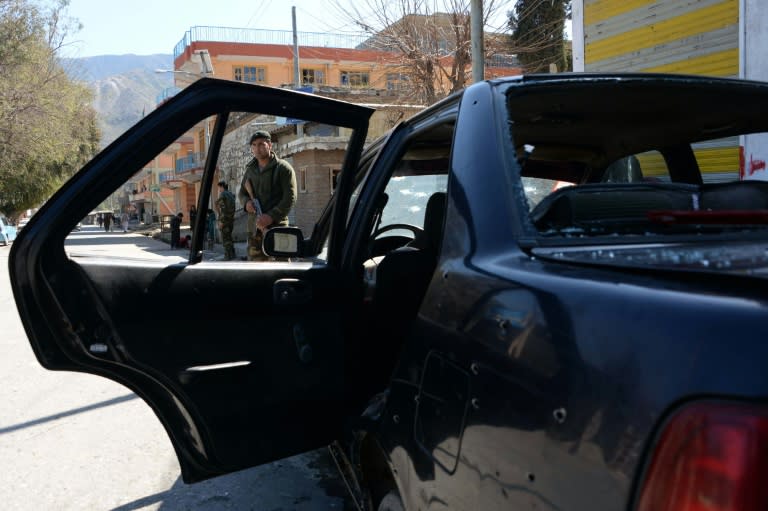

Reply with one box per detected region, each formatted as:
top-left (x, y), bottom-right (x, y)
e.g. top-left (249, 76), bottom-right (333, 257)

top-left (742, 0), bottom-right (768, 180)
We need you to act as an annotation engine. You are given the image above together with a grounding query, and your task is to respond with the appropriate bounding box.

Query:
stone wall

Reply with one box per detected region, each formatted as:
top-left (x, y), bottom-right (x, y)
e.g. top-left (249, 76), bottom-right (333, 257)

top-left (211, 100), bottom-right (425, 242)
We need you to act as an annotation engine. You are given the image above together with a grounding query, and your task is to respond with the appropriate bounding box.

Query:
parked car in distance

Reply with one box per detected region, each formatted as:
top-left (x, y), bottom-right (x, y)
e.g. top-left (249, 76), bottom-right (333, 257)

top-left (0, 216), bottom-right (17, 246)
top-left (10, 74), bottom-right (768, 511)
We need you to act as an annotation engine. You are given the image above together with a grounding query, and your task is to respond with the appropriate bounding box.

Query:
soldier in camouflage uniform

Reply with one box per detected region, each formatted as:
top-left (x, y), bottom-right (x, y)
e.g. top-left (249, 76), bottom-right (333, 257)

top-left (238, 130), bottom-right (297, 261)
top-left (216, 180), bottom-right (236, 260)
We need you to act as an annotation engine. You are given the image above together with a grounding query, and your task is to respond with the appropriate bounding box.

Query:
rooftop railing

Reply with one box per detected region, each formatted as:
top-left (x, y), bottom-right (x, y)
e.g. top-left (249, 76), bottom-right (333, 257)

top-left (172, 25), bottom-right (520, 70)
top-left (486, 54), bottom-right (519, 68)
top-left (174, 26), bottom-right (370, 59)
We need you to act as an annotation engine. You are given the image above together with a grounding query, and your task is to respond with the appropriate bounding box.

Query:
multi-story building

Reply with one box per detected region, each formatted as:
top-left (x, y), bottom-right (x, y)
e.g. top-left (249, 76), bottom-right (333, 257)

top-left (139, 24), bottom-right (520, 237)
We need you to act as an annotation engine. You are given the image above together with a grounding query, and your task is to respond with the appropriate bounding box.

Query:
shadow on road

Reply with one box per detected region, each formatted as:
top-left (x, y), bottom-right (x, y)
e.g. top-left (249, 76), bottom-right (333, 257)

top-left (109, 448), bottom-right (354, 511)
top-left (0, 393), bottom-right (138, 435)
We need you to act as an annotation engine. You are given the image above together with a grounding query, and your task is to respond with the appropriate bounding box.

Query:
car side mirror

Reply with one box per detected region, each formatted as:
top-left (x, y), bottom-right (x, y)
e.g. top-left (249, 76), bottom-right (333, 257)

top-left (263, 227), bottom-right (304, 258)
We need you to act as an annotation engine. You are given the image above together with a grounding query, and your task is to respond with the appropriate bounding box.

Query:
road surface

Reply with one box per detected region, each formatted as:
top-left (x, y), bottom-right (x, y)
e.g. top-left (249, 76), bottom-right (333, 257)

top-left (0, 227), bottom-right (353, 510)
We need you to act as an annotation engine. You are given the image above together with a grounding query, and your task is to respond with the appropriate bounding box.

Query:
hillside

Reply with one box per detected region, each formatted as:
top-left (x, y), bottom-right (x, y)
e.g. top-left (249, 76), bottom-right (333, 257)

top-left (64, 54), bottom-right (174, 148)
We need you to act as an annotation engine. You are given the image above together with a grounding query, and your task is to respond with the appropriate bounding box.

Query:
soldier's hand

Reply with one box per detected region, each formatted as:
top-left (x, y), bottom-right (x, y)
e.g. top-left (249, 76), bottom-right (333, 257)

top-left (245, 201), bottom-right (255, 213)
top-left (256, 213), bottom-right (273, 231)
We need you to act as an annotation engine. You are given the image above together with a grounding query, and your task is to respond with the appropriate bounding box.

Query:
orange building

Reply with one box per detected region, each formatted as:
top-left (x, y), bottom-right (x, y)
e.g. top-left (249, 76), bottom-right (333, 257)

top-left (134, 25), bottom-right (520, 234)
top-left (176, 41), bottom-right (401, 90)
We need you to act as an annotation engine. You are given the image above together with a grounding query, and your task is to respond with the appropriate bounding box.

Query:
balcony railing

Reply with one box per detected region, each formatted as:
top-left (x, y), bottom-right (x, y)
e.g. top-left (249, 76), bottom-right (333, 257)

top-left (158, 171), bottom-right (176, 183)
top-left (176, 152), bottom-right (205, 174)
top-left (174, 26), bottom-right (369, 59)
top-left (486, 54), bottom-right (519, 68)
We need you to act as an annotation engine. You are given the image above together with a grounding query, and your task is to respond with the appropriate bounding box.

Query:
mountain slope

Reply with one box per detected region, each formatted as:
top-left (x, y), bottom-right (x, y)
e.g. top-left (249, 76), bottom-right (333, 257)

top-left (64, 54), bottom-right (174, 147)
top-left (64, 54), bottom-right (173, 82)
top-left (91, 68), bottom-right (174, 146)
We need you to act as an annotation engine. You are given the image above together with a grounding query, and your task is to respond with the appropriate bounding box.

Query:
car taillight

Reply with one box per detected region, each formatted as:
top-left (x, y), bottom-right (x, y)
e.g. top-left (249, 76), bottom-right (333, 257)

top-left (636, 401), bottom-right (768, 511)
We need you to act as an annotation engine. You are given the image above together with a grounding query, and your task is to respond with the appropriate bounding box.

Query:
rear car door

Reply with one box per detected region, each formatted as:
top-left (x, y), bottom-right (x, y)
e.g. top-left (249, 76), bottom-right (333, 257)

top-left (9, 79), bottom-right (373, 482)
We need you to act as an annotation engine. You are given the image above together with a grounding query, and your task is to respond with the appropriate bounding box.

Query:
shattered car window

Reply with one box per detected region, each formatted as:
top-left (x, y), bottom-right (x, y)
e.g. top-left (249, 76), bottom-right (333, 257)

top-left (508, 82), bottom-right (768, 244)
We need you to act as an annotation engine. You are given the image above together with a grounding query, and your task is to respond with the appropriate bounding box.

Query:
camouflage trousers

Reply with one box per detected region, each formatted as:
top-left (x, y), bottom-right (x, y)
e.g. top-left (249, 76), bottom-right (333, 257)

top-left (220, 222), bottom-right (235, 260)
top-left (247, 229), bottom-right (268, 261)
top-left (245, 213), bottom-right (263, 261)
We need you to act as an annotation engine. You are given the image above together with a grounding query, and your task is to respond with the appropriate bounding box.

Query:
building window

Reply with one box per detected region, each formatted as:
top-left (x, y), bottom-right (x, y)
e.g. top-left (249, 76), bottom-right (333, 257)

top-left (340, 71), bottom-right (370, 88)
top-left (233, 66), bottom-right (266, 83)
top-left (299, 167), bottom-right (307, 193)
top-left (198, 129), bottom-right (206, 154)
top-left (438, 39), bottom-right (449, 55)
top-left (329, 167), bottom-right (342, 194)
top-left (302, 68), bottom-right (325, 85)
top-left (386, 73), bottom-right (409, 91)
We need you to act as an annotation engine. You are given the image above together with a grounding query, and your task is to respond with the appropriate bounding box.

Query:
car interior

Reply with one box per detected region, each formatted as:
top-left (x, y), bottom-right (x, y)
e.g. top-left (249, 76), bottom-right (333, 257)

top-left (505, 82), bottom-right (768, 242)
top-left (348, 121), bottom-right (452, 402)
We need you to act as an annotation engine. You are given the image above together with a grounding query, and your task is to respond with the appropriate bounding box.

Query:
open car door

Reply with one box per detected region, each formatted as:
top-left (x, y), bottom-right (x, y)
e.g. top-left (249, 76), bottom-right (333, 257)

top-left (9, 79), bottom-right (374, 482)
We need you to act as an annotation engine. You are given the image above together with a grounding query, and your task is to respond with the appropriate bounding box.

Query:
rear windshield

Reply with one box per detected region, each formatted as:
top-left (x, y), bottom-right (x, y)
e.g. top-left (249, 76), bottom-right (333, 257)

top-left (506, 78), bottom-right (768, 243)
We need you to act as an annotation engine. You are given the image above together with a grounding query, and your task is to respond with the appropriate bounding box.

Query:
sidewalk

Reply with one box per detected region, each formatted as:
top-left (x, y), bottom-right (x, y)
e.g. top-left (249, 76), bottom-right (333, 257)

top-left (133, 224), bottom-right (248, 261)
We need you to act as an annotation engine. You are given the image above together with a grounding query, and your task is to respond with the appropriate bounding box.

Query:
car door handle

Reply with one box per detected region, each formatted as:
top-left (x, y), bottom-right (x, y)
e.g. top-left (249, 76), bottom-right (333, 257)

top-left (273, 278), bottom-right (312, 305)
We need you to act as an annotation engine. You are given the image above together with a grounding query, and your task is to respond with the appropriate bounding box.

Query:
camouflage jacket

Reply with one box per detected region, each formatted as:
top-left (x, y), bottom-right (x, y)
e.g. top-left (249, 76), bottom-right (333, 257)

top-left (216, 190), bottom-right (236, 222)
top-left (238, 152), bottom-right (297, 226)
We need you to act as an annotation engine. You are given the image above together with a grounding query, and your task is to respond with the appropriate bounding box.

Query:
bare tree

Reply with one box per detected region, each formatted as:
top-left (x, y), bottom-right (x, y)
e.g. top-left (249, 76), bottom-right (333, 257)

top-left (332, 0), bottom-right (512, 105)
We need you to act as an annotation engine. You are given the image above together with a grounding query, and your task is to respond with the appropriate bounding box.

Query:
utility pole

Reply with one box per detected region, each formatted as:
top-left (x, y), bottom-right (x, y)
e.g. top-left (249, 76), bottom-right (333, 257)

top-left (471, 0), bottom-right (485, 83)
top-left (292, 6), bottom-right (304, 137)
top-left (292, 7), bottom-right (300, 88)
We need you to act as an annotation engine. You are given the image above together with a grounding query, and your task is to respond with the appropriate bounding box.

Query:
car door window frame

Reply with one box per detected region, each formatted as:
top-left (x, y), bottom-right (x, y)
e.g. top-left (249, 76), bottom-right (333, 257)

top-left (342, 104), bottom-right (458, 272)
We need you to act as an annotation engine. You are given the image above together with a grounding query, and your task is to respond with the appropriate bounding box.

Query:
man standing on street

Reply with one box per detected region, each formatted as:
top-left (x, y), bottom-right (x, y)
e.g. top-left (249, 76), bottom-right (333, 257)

top-left (170, 212), bottom-right (182, 249)
top-left (216, 180), bottom-right (236, 260)
top-left (238, 130), bottom-right (297, 261)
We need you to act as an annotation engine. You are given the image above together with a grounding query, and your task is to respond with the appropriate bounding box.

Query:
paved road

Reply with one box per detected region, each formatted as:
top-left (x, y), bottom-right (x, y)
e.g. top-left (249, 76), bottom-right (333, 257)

top-left (63, 225), bottom-right (223, 261)
top-left (0, 228), bottom-right (352, 510)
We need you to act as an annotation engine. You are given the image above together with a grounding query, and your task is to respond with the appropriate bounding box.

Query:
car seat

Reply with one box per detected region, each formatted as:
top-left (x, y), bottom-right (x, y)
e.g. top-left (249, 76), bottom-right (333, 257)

top-left (372, 191), bottom-right (447, 333)
top-left (407, 192), bottom-right (447, 254)
top-left (602, 155), bottom-right (643, 183)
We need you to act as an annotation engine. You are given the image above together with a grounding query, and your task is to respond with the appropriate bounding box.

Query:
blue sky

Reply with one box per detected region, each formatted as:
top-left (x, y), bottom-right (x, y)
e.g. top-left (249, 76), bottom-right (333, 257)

top-left (60, 0), bottom-right (517, 57)
top-left (61, 0), bottom-right (366, 57)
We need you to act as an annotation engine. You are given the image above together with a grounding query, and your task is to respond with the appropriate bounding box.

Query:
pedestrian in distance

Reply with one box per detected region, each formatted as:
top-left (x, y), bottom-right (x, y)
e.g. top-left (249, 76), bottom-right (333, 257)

top-left (103, 212), bottom-right (112, 232)
top-left (170, 212), bottom-right (183, 249)
top-left (189, 205), bottom-right (197, 228)
top-left (238, 130), bottom-right (297, 261)
top-left (206, 208), bottom-right (217, 251)
top-left (120, 210), bottom-right (129, 233)
top-left (216, 181), bottom-right (236, 260)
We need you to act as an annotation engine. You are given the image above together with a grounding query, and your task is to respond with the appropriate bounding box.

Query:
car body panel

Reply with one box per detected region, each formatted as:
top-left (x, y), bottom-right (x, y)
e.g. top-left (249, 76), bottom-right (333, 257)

top-left (382, 254), bottom-right (768, 509)
top-left (357, 76), bottom-right (768, 510)
top-left (10, 74), bottom-right (768, 508)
